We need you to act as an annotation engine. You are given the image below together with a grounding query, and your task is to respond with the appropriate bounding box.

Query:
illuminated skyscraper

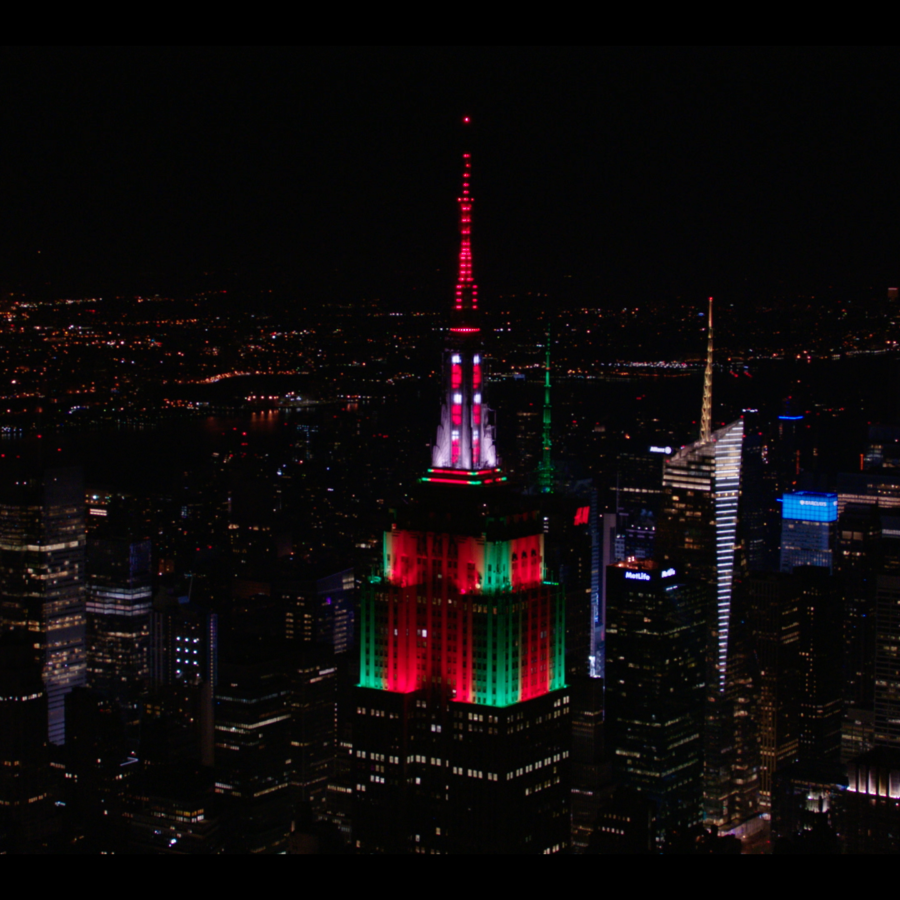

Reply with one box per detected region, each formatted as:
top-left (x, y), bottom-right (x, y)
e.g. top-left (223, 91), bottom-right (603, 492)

top-left (779, 491), bottom-right (837, 574)
top-left (657, 297), bottom-right (749, 827)
top-left (0, 466), bottom-right (86, 745)
top-left (354, 127), bottom-right (570, 854)
top-left (85, 537), bottom-right (153, 708)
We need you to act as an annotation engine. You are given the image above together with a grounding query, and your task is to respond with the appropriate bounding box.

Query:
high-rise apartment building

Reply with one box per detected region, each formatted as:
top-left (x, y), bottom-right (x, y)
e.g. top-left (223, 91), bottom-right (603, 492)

top-left (0, 466), bottom-right (86, 745)
top-left (353, 129), bottom-right (570, 854)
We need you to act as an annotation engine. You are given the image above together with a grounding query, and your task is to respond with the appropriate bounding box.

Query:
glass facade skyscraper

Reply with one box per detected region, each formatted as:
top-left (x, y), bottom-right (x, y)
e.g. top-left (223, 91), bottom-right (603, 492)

top-left (605, 561), bottom-right (706, 837)
top-left (657, 419), bottom-right (746, 826)
top-left (0, 467), bottom-right (86, 745)
top-left (780, 491), bottom-right (837, 574)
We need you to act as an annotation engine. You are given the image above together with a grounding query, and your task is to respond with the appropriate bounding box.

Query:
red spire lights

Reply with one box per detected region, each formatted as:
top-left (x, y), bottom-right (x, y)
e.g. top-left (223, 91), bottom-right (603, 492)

top-left (454, 152), bottom-right (477, 318)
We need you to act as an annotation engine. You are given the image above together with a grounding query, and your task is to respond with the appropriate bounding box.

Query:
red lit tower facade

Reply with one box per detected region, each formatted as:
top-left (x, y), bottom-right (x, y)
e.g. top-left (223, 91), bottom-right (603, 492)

top-left (354, 133), bottom-right (570, 854)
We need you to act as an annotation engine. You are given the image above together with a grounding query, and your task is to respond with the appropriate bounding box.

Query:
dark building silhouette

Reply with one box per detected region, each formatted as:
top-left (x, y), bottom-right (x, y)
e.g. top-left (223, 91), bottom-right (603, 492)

top-left (605, 560), bottom-right (705, 839)
top-left (793, 567), bottom-right (842, 767)
top-left (0, 632), bottom-right (56, 850)
top-left (744, 572), bottom-right (800, 813)
top-left (214, 650), bottom-right (293, 854)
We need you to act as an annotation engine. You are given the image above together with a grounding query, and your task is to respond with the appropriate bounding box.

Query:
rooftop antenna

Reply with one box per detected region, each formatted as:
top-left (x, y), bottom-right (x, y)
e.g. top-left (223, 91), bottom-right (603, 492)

top-left (536, 325), bottom-right (555, 493)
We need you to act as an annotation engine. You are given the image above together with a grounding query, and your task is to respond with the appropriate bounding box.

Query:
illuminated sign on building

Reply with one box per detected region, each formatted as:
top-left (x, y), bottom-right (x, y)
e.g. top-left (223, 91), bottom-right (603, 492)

top-left (661, 567), bottom-right (675, 578)
top-left (782, 491), bottom-right (838, 523)
top-left (574, 506), bottom-right (589, 526)
top-left (624, 571), bottom-right (651, 581)
top-left (649, 446), bottom-right (672, 455)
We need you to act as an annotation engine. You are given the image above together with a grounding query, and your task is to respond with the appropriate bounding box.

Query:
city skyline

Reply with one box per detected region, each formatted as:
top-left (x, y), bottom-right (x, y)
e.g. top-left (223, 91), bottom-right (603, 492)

top-left (4, 47), bottom-right (900, 853)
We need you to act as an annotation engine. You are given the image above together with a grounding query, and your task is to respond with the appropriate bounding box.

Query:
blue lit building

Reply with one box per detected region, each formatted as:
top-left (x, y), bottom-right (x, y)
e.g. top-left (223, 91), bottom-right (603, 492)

top-left (780, 491), bottom-right (837, 574)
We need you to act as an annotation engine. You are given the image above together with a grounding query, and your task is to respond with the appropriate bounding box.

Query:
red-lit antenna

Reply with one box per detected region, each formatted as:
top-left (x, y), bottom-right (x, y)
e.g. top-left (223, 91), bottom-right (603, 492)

top-left (453, 131), bottom-right (477, 323)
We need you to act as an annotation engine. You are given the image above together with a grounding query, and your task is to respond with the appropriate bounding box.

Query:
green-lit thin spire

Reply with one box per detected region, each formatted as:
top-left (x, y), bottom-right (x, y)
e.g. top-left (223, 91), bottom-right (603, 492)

top-left (536, 326), bottom-right (556, 493)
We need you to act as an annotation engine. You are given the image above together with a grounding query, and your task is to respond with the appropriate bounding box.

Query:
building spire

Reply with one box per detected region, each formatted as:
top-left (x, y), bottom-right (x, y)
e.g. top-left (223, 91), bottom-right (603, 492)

top-left (700, 296), bottom-right (714, 442)
top-left (451, 118), bottom-right (478, 330)
top-left (536, 326), bottom-right (555, 493)
top-left (426, 120), bottom-right (501, 484)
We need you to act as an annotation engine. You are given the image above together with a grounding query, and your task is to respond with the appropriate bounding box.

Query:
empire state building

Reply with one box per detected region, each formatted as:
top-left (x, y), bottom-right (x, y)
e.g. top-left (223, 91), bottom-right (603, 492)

top-left (353, 125), bottom-right (570, 854)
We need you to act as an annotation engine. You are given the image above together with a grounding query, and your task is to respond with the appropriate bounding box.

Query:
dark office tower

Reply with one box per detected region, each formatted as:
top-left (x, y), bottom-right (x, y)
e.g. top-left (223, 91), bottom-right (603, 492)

top-left (874, 575), bottom-right (900, 749)
top-left (353, 132), bottom-right (570, 854)
top-left (214, 654), bottom-right (292, 854)
top-left (611, 446), bottom-right (666, 533)
top-left (656, 296), bottom-right (747, 827)
top-left (286, 646), bottom-right (338, 816)
top-left (149, 596), bottom-right (217, 765)
top-left (838, 574), bottom-right (900, 851)
top-left (594, 510), bottom-right (617, 679)
top-left (773, 400), bottom-right (804, 496)
top-left (0, 632), bottom-right (55, 850)
top-left (85, 537), bottom-right (152, 707)
top-left (533, 488), bottom-right (596, 682)
top-left (278, 564), bottom-right (354, 654)
top-left (740, 426), bottom-right (779, 573)
top-left (151, 596), bottom-right (218, 690)
top-left (836, 502), bottom-right (882, 707)
top-left (745, 573), bottom-right (800, 812)
top-left (780, 492), bottom-right (837, 574)
top-left (569, 675), bottom-right (608, 852)
top-left (863, 424), bottom-right (900, 471)
top-left (605, 561), bottom-right (705, 840)
top-left (837, 469), bottom-right (900, 517)
top-left (0, 466), bottom-right (86, 745)
top-left (793, 567), bottom-right (842, 766)
top-left (129, 765), bottom-right (224, 854)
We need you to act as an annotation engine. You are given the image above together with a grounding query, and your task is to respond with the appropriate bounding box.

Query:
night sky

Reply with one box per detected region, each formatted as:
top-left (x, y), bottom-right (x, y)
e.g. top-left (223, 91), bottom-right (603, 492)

top-left (4, 47), bottom-right (900, 305)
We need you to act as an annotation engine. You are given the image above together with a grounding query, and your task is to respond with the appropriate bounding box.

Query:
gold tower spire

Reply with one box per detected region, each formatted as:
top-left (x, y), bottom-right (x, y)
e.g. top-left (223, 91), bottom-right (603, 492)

top-left (700, 296), bottom-right (714, 442)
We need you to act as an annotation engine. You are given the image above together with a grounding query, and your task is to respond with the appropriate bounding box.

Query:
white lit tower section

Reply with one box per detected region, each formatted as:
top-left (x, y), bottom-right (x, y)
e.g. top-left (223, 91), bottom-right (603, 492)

top-left (662, 420), bottom-right (743, 692)
top-left (711, 420), bottom-right (743, 691)
top-left (428, 145), bottom-right (501, 487)
top-left (659, 297), bottom-right (744, 694)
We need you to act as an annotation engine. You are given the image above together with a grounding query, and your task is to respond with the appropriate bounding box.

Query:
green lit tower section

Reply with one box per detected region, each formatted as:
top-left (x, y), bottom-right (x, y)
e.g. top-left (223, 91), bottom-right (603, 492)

top-left (535, 328), bottom-right (556, 494)
top-left (354, 122), bottom-right (570, 854)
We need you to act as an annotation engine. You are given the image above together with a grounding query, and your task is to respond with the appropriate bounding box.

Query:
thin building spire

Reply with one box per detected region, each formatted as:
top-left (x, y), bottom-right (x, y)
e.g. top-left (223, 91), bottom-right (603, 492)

top-left (451, 121), bottom-right (478, 329)
top-left (426, 118), bottom-right (501, 481)
top-left (700, 295), bottom-right (714, 442)
top-left (536, 326), bottom-right (555, 493)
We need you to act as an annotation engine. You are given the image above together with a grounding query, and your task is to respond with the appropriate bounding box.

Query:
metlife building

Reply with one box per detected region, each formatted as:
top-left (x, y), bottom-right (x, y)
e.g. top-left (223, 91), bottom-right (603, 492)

top-left (605, 560), bottom-right (706, 838)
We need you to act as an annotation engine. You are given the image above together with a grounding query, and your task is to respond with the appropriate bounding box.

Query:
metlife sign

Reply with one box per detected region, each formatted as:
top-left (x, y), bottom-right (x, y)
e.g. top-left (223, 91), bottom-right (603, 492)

top-left (624, 571), bottom-right (651, 582)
